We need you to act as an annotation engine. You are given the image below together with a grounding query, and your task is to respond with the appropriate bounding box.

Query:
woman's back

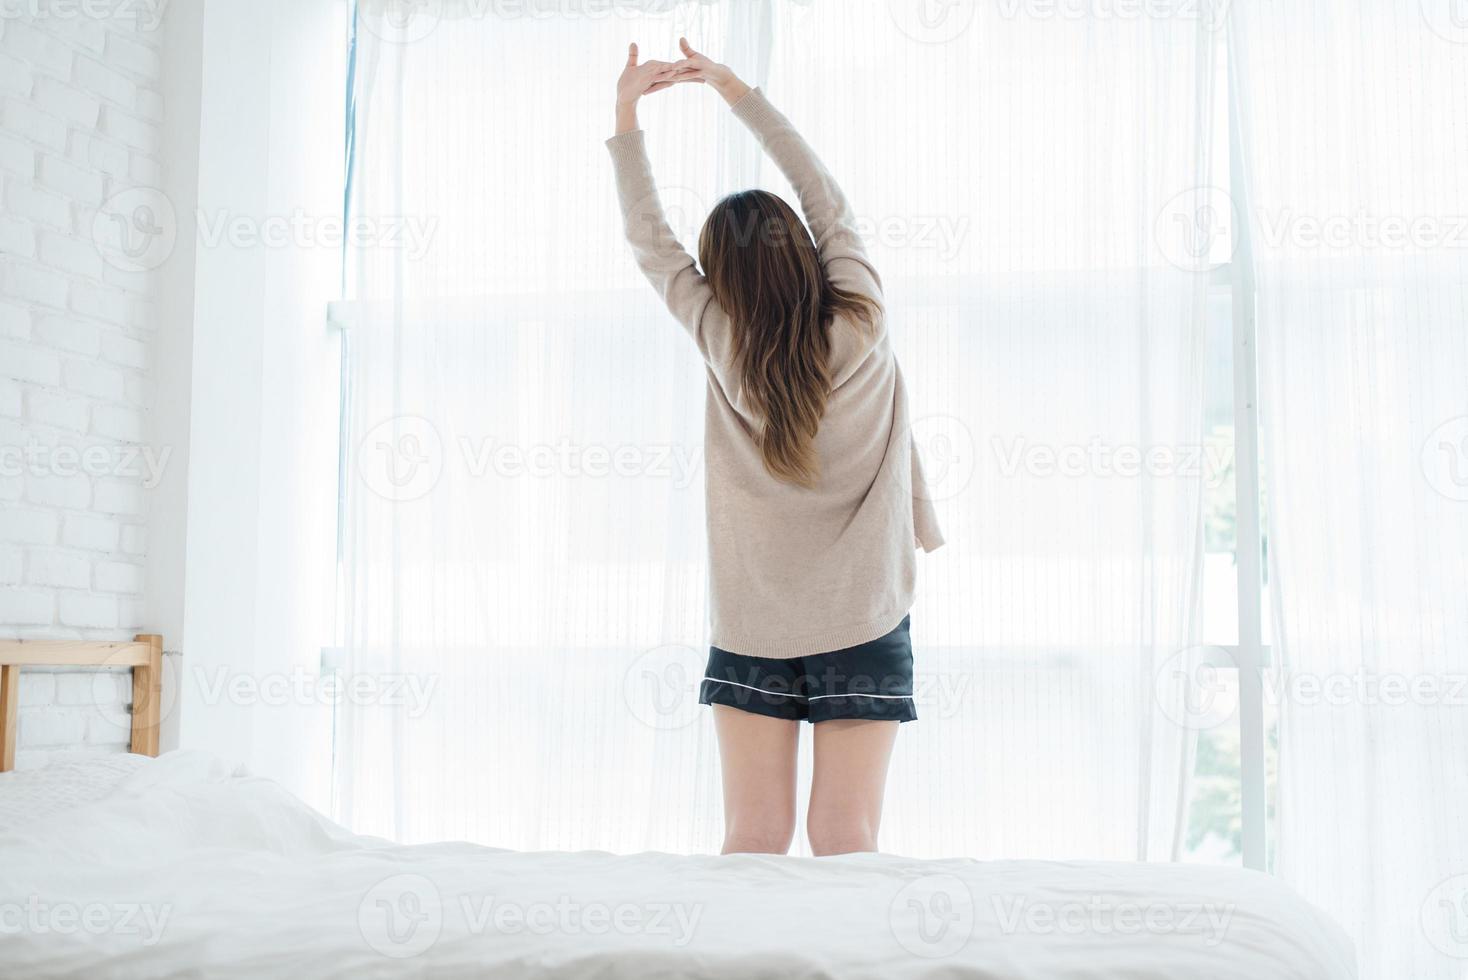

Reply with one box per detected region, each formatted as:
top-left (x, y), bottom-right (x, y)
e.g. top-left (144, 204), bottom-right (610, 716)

top-left (608, 86), bottom-right (943, 658)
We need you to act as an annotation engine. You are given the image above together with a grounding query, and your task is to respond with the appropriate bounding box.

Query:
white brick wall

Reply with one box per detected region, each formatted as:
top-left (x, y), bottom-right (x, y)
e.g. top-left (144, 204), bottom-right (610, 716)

top-left (12, 664), bottom-right (134, 769)
top-left (0, 7), bottom-right (166, 769)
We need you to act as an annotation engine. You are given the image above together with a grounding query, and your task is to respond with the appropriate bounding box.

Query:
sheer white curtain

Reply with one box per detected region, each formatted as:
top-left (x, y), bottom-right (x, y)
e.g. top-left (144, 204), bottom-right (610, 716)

top-left (338, 0), bottom-right (1214, 859)
top-left (1233, 3), bottom-right (1468, 977)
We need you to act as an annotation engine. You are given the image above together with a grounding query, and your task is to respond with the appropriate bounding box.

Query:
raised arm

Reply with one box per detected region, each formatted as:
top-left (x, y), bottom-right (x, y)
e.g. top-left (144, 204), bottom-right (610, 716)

top-left (676, 39), bottom-right (882, 304)
top-left (605, 44), bottom-right (724, 356)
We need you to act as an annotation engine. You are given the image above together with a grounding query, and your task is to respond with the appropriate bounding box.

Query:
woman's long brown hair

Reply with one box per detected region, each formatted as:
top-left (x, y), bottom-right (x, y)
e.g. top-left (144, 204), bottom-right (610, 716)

top-left (697, 190), bottom-right (879, 488)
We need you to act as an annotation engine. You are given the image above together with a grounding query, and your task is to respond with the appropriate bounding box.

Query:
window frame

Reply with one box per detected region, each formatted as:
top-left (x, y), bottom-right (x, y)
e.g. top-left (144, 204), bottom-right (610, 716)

top-left (1217, 23), bottom-right (1269, 873)
top-left (324, 8), bottom-right (1275, 873)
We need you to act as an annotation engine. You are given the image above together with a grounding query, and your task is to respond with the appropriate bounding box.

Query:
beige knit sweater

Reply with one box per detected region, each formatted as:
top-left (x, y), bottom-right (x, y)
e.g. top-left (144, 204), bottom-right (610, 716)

top-left (607, 87), bottom-right (943, 658)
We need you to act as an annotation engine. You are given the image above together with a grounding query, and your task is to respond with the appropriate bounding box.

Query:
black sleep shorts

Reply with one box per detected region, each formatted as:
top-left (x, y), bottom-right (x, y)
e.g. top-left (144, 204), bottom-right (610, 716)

top-left (698, 615), bottom-right (916, 724)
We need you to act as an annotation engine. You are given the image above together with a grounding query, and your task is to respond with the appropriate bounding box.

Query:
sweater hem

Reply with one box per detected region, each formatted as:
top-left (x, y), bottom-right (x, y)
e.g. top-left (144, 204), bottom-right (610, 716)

top-left (917, 529), bottom-right (946, 553)
top-left (710, 607), bottom-right (913, 660)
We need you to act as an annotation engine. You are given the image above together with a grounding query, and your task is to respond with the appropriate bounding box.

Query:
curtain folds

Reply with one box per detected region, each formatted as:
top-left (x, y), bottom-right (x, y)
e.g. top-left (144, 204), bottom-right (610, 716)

top-left (1232, 3), bottom-right (1468, 977)
top-left (338, 0), bottom-right (1212, 860)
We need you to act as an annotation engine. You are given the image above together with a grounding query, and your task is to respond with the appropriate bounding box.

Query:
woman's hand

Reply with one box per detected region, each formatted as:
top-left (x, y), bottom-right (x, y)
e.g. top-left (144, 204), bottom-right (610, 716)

top-left (674, 37), bottom-right (750, 106)
top-left (617, 42), bottom-right (697, 106)
top-left (615, 43), bottom-right (699, 133)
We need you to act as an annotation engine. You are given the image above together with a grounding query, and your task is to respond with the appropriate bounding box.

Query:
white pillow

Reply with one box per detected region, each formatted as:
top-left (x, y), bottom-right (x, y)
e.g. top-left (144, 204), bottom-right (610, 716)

top-left (0, 752), bottom-right (151, 827)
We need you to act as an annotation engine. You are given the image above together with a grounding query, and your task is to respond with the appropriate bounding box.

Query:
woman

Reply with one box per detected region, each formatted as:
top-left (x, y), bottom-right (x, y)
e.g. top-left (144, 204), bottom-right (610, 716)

top-left (608, 39), bottom-right (943, 857)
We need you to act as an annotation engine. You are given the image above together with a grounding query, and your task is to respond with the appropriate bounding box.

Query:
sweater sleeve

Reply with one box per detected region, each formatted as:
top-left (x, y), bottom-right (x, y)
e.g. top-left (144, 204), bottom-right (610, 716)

top-left (911, 438), bottom-right (946, 553)
top-left (605, 128), bottom-right (726, 362)
top-left (729, 87), bottom-right (883, 306)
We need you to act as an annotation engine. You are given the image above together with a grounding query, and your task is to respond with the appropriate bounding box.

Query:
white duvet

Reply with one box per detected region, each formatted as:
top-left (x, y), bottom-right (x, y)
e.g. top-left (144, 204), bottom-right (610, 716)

top-left (0, 753), bottom-right (1355, 979)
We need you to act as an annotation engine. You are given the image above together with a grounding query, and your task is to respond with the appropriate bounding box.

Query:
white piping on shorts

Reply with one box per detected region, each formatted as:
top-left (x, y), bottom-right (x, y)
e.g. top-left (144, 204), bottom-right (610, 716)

top-left (807, 691), bottom-right (912, 701)
top-left (701, 677), bottom-right (912, 701)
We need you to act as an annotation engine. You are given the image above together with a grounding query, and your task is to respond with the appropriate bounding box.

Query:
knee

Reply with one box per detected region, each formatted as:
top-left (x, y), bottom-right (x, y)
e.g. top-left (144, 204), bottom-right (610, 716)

top-left (807, 812), bottom-right (878, 857)
top-left (722, 814), bottom-right (795, 855)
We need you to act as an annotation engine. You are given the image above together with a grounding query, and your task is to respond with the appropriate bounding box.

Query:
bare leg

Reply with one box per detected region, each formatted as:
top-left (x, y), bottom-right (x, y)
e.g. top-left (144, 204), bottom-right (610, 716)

top-left (712, 705), bottom-right (800, 854)
top-left (807, 719), bottom-right (899, 856)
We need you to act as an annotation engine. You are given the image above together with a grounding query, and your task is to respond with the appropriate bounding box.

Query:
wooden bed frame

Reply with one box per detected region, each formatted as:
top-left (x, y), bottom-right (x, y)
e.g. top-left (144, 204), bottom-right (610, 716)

top-left (0, 635), bottom-right (164, 773)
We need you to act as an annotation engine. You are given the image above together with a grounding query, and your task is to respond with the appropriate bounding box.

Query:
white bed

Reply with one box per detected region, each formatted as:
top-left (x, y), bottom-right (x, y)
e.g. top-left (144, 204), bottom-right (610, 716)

top-left (0, 752), bottom-right (1356, 979)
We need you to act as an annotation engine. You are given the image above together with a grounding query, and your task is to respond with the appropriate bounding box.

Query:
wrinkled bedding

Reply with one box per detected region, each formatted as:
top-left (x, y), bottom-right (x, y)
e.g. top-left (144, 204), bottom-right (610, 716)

top-left (0, 752), bottom-right (1356, 979)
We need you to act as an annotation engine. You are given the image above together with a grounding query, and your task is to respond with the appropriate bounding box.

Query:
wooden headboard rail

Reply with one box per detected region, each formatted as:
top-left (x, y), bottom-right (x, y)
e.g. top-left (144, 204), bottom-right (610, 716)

top-left (0, 634), bottom-right (163, 773)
